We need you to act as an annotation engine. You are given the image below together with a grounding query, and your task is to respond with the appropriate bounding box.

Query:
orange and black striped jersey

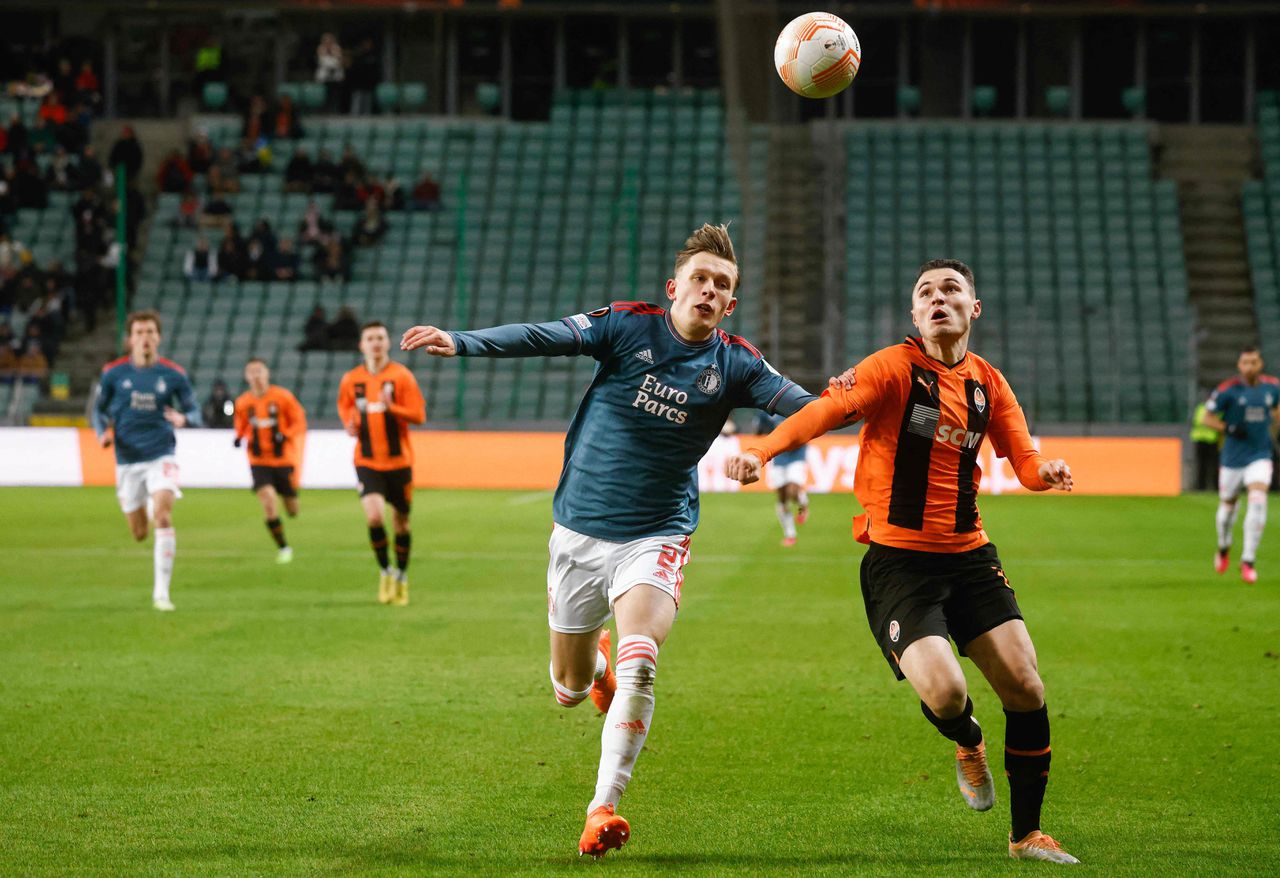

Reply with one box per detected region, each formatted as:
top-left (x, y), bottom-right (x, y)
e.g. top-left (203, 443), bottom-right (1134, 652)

top-left (233, 385), bottom-right (306, 466)
top-left (746, 338), bottom-right (1049, 553)
top-left (336, 360), bottom-right (426, 471)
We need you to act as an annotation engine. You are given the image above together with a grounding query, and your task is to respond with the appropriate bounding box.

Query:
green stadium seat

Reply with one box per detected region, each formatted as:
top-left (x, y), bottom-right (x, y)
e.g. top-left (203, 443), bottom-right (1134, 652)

top-left (202, 81), bottom-right (228, 110)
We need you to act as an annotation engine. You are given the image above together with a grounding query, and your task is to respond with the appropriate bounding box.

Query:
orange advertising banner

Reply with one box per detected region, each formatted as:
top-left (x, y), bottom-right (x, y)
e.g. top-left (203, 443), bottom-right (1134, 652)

top-left (66, 428), bottom-right (1181, 496)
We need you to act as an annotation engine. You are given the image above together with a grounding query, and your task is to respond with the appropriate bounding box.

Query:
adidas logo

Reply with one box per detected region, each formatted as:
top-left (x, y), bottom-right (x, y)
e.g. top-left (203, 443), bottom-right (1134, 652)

top-left (635, 349), bottom-right (654, 364)
top-left (614, 719), bottom-right (647, 734)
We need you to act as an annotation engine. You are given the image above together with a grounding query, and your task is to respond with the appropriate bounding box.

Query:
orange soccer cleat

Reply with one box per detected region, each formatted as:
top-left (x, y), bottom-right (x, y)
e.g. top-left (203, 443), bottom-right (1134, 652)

top-left (1214, 549), bottom-right (1229, 575)
top-left (1008, 830), bottom-right (1080, 864)
top-left (578, 804), bottom-right (630, 859)
top-left (781, 536), bottom-right (797, 548)
top-left (590, 628), bottom-right (616, 714)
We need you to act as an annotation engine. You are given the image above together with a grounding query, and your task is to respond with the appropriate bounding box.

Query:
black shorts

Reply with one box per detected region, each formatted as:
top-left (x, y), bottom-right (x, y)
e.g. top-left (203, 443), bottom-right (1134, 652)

top-left (356, 466), bottom-right (413, 515)
top-left (250, 465), bottom-right (298, 498)
top-left (859, 541), bottom-right (1023, 681)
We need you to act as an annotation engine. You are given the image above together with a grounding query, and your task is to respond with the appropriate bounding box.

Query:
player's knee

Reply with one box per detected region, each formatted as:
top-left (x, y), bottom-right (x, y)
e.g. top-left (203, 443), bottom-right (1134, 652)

top-left (131, 526), bottom-right (148, 542)
top-left (924, 685), bottom-right (969, 718)
top-left (1002, 667), bottom-right (1045, 711)
top-left (1248, 487), bottom-right (1268, 507)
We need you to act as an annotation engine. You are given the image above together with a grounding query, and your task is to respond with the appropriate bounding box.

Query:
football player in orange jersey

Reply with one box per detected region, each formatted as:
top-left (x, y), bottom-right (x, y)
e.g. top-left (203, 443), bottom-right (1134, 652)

top-left (726, 259), bottom-right (1079, 865)
top-left (337, 321), bottom-right (426, 606)
top-left (233, 358), bottom-right (307, 563)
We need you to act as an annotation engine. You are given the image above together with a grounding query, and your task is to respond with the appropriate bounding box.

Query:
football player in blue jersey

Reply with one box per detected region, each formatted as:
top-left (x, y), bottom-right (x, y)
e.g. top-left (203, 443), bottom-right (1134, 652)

top-left (755, 411), bottom-right (811, 546)
top-left (1203, 345), bottom-right (1280, 582)
top-left (402, 224), bottom-right (852, 857)
top-left (92, 311), bottom-right (201, 611)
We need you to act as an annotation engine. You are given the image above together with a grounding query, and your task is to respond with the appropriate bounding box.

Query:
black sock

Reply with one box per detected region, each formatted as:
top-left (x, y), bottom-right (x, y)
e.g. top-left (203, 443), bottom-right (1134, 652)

top-left (266, 517), bottom-right (287, 549)
top-left (394, 532), bottom-right (411, 573)
top-left (368, 525), bottom-right (389, 569)
top-left (1005, 705), bottom-right (1051, 842)
top-left (921, 697), bottom-right (983, 748)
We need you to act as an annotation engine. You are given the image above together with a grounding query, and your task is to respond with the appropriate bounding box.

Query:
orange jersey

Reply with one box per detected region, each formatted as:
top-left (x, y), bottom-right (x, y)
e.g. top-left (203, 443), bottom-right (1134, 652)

top-left (746, 338), bottom-right (1048, 553)
top-left (233, 385), bottom-right (307, 466)
top-left (337, 360), bottom-right (426, 471)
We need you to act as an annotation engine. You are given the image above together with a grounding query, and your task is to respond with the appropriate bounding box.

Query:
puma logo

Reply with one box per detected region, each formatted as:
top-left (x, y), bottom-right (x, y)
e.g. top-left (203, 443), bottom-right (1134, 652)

top-left (916, 376), bottom-right (935, 396)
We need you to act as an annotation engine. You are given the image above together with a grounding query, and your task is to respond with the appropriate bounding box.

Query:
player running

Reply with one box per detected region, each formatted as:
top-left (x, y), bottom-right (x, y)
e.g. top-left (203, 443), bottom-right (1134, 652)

top-left (91, 310), bottom-right (201, 611)
top-left (402, 224), bottom-right (843, 858)
top-left (725, 259), bottom-right (1079, 865)
top-left (233, 357), bottom-right (307, 563)
top-left (755, 411), bottom-right (810, 546)
top-left (337, 321), bottom-right (426, 606)
top-left (1202, 345), bottom-right (1280, 583)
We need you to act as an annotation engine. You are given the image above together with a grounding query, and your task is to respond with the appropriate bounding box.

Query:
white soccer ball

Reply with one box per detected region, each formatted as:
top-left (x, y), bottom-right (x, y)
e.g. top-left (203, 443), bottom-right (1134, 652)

top-left (774, 12), bottom-right (861, 99)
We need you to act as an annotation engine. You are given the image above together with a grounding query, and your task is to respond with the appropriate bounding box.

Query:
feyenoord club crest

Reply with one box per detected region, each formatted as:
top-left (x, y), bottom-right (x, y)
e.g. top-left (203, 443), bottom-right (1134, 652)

top-left (695, 365), bottom-right (722, 395)
top-left (973, 386), bottom-right (986, 413)
top-left (156, 378), bottom-right (167, 394)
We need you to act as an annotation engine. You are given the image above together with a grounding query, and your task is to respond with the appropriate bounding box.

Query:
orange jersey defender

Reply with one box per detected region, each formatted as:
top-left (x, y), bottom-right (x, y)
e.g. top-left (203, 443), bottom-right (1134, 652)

top-left (336, 361), bottom-right (427, 470)
top-left (233, 385), bottom-right (307, 467)
top-left (746, 339), bottom-right (1049, 553)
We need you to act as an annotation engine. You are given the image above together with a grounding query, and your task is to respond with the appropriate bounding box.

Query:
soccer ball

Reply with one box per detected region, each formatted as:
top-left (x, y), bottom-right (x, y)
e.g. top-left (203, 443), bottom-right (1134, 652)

top-left (774, 12), bottom-right (861, 99)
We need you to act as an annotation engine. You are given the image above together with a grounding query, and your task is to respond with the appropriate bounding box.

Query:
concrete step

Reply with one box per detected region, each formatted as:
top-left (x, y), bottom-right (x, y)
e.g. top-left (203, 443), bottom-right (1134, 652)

top-left (1185, 238), bottom-right (1245, 259)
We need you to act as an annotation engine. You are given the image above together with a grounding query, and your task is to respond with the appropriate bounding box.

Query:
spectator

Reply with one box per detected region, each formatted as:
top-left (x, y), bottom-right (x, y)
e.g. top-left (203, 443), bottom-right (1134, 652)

top-left (0, 230), bottom-right (28, 276)
top-left (45, 146), bottom-right (77, 191)
top-left (71, 186), bottom-right (104, 229)
top-left (175, 186), bottom-right (201, 228)
top-left (17, 339), bottom-right (48, 382)
top-left (215, 230), bottom-right (247, 281)
top-left (338, 144), bottom-right (365, 179)
top-left (411, 169), bottom-right (442, 211)
top-left (207, 162), bottom-right (239, 197)
top-left (38, 92), bottom-right (68, 128)
top-left (203, 380), bottom-right (235, 428)
top-left (27, 286), bottom-right (65, 364)
top-left (28, 117), bottom-right (56, 154)
top-left (316, 238), bottom-right (349, 283)
top-left (284, 147), bottom-right (313, 193)
top-left (198, 190), bottom-right (232, 231)
top-left (12, 159), bottom-right (49, 209)
top-left (235, 136), bottom-right (264, 174)
top-left (312, 148), bottom-right (340, 193)
top-left (348, 37), bottom-right (379, 114)
top-left (272, 237), bottom-right (300, 281)
top-left (273, 94), bottom-right (303, 140)
top-left (157, 148), bottom-right (193, 193)
top-left (242, 95), bottom-right (269, 145)
top-left (352, 198), bottom-right (387, 247)
top-left (297, 199), bottom-right (333, 248)
top-left (315, 33), bottom-right (346, 111)
top-left (108, 125), bottom-right (144, 182)
top-left (75, 144), bottom-right (103, 190)
top-left (298, 305), bottom-right (329, 351)
top-left (333, 169), bottom-right (366, 212)
top-left (244, 219), bottom-right (277, 281)
top-left (53, 59), bottom-right (76, 103)
top-left (76, 61), bottom-right (101, 111)
top-left (183, 235), bottom-right (218, 281)
top-left (187, 129), bottom-right (214, 175)
top-left (6, 114), bottom-right (28, 158)
top-left (212, 147), bottom-right (240, 191)
top-left (327, 305), bottom-right (360, 350)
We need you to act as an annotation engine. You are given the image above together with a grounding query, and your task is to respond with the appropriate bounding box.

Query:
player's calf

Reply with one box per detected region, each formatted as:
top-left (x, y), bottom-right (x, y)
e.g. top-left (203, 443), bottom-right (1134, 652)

top-left (550, 664), bottom-right (592, 708)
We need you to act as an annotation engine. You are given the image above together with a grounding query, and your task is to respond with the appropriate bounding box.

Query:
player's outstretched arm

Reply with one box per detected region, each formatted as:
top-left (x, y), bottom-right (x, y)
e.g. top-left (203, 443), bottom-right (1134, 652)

top-left (726, 394), bottom-right (852, 484)
top-left (400, 325), bottom-right (456, 356)
top-left (1038, 459), bottom-right (1073, 492)
top-left (725, 452), bottom-right (764, 485)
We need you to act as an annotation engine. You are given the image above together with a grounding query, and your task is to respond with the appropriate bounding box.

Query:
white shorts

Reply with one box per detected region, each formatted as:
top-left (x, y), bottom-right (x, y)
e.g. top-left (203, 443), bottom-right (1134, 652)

top-left (116, 455), bottom-right (183, 514)
top-left (546, 524), bottom-right (691, 634)
top-left (767, 460), bottom-right (807, 489)
top-left (1219, 459), bottom-right (1273, 500)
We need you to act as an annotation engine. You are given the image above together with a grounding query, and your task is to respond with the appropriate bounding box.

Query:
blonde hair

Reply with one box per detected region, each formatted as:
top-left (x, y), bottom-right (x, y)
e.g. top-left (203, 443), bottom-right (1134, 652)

top-left (674, 223), bottom-right (739, 290)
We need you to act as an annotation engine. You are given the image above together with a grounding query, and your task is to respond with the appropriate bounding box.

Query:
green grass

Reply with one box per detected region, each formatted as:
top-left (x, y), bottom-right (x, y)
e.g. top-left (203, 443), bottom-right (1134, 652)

top-left (1, 487), bottom-right (1277, 876)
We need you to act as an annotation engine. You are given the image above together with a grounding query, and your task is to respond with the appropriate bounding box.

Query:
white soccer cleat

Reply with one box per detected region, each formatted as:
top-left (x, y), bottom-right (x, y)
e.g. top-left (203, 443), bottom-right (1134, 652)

top-left (153, 598), bottom-right (176, 612)
top-left (276, 546), bottom-right (294, 565)
top-left (1008, 830), bottom-right (1080, 864)
top-left (955, 742), bottom-right (995, 811)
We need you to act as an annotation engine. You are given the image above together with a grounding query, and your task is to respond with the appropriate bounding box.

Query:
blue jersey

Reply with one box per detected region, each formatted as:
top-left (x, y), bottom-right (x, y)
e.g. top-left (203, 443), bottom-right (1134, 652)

top-left (1206, 376), bottom-right (1280, 468)
top-left (449, 301), bottom-right (815, 540)
top-left (92, 356), bottom-right (201, 465)
top-left (755, 411), bottom-right (807, 466)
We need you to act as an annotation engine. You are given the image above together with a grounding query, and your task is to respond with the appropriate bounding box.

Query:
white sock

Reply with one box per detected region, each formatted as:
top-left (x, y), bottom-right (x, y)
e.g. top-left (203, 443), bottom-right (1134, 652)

top-left (589, 635), bottom-right (657, 812)
top-left (153, 527), bottom-right (175, 602)
top-left (550, 662), bottom-right (591, 708)
top-left (594, 649), bottom-right (608, 681)
top-left (776, 502), bottom-right (796, 539)
top-left (1216, 501), bottom-right (1239, 550)
top-left (1243, 491), bottom-right (1267, 563)
top-left (797, 490), bottom-right (809, 508)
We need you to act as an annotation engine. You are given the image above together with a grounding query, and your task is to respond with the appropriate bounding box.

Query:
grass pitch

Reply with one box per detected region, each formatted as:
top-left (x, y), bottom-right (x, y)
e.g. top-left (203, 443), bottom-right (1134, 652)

top-left (1, 487), bottom-right (1277, 876)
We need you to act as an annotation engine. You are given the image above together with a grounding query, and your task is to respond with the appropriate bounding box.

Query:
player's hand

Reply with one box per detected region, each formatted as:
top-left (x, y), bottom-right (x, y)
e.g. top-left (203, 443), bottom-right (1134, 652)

top-left (828, 365), bottom-right (857, 391)
top-left (1039, 459), bottom-right (1073, 492)
top-left (724, 453), bottom-right (763, 485)
top-left (163, 408), bottom-right (187, 428)
top-left (344, 417), bottom-right (360, 437)
top-left (400, 325), bottom-right (455, 356)
top-left (1226, 423), bottom-right (1248, 439)
top-left (98, 428), bottom-right (113, 448)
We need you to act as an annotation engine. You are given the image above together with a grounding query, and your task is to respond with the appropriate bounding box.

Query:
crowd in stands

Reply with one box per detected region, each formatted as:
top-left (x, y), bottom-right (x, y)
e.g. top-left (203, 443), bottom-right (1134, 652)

top-left (298, 303), bottom-right (363, 352)
top-left (314, 33), bottom-right (381, 115)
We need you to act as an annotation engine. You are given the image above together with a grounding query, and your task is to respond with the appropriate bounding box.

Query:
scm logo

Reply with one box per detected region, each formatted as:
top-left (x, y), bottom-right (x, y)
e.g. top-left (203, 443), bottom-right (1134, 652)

top-left (935, 424), bottom-right (983, 450)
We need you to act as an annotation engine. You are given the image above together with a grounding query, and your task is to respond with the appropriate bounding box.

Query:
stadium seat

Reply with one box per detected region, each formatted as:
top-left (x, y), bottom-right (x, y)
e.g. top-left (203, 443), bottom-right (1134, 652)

top-left (202, 81), bottom-right (229, 110)
top-left (301, 82), bottom-right (327, 111)
top-left (401, 82), bottom-right (428, 113)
